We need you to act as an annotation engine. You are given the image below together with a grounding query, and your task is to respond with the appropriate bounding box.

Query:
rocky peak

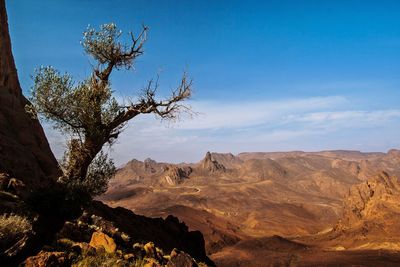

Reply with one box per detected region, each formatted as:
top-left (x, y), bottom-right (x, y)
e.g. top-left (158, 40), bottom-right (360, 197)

top-left (0, 0), bottom-right (60, 195)
top-left (200, 152), bottom-right (226, 173)
top-left (164, 166), bottom-right (192, 185)
top-left (144, 158), bottom-right (158, 173)
top-left (204, 151), bottom-right (212, 162)
top-left (144, 158), bottom-right (157, 164)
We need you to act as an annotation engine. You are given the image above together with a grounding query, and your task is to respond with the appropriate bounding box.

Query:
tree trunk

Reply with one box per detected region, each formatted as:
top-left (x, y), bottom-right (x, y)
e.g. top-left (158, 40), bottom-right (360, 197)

top-left (66, 136), bottom-right (105, 182)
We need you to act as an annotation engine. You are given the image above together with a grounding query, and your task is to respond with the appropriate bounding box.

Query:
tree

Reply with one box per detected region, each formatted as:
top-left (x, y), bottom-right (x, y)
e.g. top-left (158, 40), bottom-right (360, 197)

top-left (28, 23), bottom-right (192, 197)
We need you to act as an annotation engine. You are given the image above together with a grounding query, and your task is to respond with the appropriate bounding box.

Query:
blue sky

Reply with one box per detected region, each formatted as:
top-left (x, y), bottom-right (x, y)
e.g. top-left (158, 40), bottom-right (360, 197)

top-left (6, 0), bottom-right (400, 164)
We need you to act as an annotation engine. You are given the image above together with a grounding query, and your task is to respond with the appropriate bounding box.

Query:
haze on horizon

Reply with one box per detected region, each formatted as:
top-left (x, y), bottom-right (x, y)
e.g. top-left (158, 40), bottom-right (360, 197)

top-left (7, 0), bottom-right (400, 164)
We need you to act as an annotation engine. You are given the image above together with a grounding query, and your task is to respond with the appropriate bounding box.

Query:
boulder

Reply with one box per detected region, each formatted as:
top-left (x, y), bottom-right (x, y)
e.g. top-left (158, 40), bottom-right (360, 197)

top-left (167, 248), bottom-right (198, 267)
top-left (89, 231), bottom-right (116, 253)
top-left (24, 251), bottom-right (68, 267)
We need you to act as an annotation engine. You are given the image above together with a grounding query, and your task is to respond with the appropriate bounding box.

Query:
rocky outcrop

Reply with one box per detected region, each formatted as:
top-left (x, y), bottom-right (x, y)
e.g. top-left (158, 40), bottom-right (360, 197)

top-left (336, 172), bottom-right (400, 230)
top-left (82, 201), bottom-right (215, 266)
top-left (144, 158), bottom-right (161, 174)
top-left (165, 166), bottom-right (192, 185)
top-left (168, 248), bottom-right (198, 267)
top-left (199, 152), bottom-right (226, 173)
top-left (20, 201), bottom-right (214, 265)
top-left (0, 0), bottom-right (60, 194)
top-left (114, 158), bottom-right (167, 185)
top-left (324, 172), bottom-right (400, 250)
top-left (51, 201), bottom-right (214, 265)
top-left (209, 153), bottom-right (242, 169)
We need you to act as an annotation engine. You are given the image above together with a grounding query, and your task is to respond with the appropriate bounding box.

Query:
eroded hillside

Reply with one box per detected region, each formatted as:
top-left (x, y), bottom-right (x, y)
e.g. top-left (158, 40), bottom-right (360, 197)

top-left (103, 150), bottom-right (400, 265)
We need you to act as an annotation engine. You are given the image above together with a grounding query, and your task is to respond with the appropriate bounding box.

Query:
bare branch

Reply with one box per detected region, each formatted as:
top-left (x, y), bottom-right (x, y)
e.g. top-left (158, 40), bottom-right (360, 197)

top-left (107, 73), bottom-right (192, 131)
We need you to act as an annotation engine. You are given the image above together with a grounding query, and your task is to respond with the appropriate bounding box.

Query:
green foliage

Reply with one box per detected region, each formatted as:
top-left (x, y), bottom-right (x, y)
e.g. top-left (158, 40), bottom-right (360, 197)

top-left (0, 214), bottom-right (32, 250)
top-left (29, 66), bottom-right (120, 136)
top-left (61, 149), bottom-right (116, 197)
top-left (82, 23), bottom-right (145, 70)
top-left (84, 150), bottom-right (116, 196)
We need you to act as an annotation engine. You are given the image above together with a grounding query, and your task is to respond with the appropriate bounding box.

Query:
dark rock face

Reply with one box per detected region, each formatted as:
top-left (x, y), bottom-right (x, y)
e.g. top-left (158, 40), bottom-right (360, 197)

top-left (86, 201), bottom-right (215, 266)
top-left (168, 249), bottom-right (198, 267)
top-left (0, 0), bottom-right (60, 193)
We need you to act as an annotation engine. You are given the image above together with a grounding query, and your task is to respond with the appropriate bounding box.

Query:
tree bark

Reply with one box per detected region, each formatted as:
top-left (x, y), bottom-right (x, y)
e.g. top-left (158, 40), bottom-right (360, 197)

top-left (66, 136), bottom-right (105, 182)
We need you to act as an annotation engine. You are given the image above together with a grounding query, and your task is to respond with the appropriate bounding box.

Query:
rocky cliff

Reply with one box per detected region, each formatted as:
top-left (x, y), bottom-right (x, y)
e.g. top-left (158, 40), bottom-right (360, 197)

top-left (0, 0), bottom-right (60, 193)
top-left (326, 172), bottom-right (400, 250)
top-left (336, 171), bottom-right (400, 232)
top-left (164, 166), bottom-right (192, 185)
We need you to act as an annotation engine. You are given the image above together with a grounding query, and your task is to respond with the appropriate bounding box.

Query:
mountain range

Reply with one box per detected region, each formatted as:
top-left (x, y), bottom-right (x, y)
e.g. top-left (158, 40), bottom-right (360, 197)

top-left (101, 149), bottom-right (400, 266)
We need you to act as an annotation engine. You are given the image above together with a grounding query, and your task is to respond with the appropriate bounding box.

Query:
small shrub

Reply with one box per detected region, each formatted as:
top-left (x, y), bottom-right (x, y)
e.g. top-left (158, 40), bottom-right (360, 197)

top-left (0, 214), bottom-right (32, 250)
top-left (73, 250), bottom-right (129, 267)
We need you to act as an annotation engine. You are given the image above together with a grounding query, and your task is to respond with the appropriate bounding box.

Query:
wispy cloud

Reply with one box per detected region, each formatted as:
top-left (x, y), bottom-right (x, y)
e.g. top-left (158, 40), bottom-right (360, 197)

top-left (174, 96), bottom-right (348, 130)
top-left (283, 110), bottom-right (400, 129)
top-left (42, 95), bottom-right (400, 165)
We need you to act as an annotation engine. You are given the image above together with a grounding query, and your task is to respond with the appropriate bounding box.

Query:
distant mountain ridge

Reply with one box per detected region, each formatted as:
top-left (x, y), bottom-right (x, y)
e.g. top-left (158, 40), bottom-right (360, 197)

top-left (237, 150), bottom-right (386, 161)
top-left (103, 149), bottom-right (400, 265)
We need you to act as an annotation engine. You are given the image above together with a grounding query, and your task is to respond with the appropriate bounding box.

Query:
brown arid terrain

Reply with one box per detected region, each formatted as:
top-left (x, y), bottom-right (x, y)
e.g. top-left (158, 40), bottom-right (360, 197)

top-left (2, 0), bottom-right (400, 265)
top-left (102, 150), bottom-right (400, 266)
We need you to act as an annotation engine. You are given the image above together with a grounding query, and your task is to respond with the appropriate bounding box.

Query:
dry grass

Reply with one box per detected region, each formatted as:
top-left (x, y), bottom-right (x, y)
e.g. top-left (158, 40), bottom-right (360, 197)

top-left (72, 250), bottom-right (147, 267)
top-left (0, 213), bottom-right (32, 250)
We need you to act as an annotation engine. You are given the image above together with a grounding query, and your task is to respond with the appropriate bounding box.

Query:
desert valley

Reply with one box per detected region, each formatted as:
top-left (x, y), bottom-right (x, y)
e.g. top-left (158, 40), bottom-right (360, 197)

top-left (102, 150), bottom-right (400, 266)
top-left (2, 0), bottom-right (400, 266)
